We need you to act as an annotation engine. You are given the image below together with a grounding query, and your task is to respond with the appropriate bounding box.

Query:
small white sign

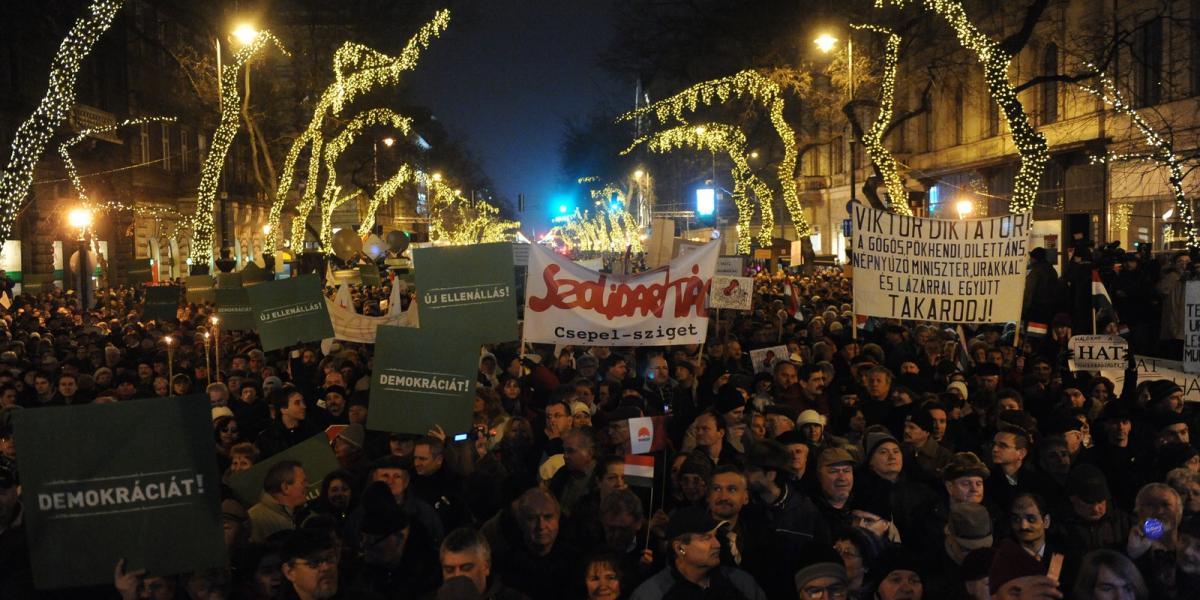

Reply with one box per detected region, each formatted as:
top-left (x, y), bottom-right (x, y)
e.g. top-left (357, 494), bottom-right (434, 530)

top-left (1068, 335), bottom-right (1129, 371)
top-left (709, 276), bottom-right (753, 311)
top-left (750, 345), bottom-right (790, 374)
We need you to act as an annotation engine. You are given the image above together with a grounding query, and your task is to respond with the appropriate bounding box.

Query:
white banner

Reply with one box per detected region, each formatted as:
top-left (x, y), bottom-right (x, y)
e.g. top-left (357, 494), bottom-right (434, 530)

top-left (716, 256), bottom-right (744, 276)
top-left (1068, 335), bottom-right (1129, 371)
top-left (524, 241), bottom-right (718, 346)
top-left (328, 281), bottom-right (415, 343)
top-left (1101, 355), bottom-right (1200, 402)
top-left (1186, 281), bottom-right (1200, 373)
top-left (851, 203), bottom-right (1030, 323)
top-left (709, 276), bottom-right (752, 310)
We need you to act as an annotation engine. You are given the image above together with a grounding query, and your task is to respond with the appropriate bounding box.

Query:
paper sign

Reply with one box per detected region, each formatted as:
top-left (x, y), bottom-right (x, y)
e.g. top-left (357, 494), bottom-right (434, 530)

top-left (750, 345), bottom-right (790, 374)
top-left (1101, 355), bottom-right (1200, 402)
top-left (1186, 281), bottom-right (1200, 373)
top-left (414, 242), bottom-right (517, 343)
top-left (246, 274), bottom-right (334, 351)
top-left (850, 203), bottom-right (1030, 323)
top-left (226, 432), bottom-right (339, 507)
top-left (143, 285), bottom-right (181, 322)
top-left (524, 241), bottom-right (718, 346)
top-left (709, 276), bottom-right (753, 311)
top-left (13, 396), bottom-right (224, 589)
top-left (1068, 335), bottom-right (1129, 371)
top-left (215, 287), bottom-right (257, 331)
top-left (512, 243), bottom-right (531, 267)
top-left (367, 324), bottom-right (478, 436)
top-left (716, 256), bottom-right (744, 276)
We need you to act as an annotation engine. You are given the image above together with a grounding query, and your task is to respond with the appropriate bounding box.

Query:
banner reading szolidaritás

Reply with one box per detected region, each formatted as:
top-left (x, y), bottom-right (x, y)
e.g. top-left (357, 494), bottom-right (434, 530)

top-left (413, 242), bottom-right (517, 343)
top-left (524, 240), bottom-right (718, 346)
top-left (367, 324), bottom-right (478, 436)
top-left (246, 274), bottom-right (334, 351)
top-left (850, 203), bottom-right (1030, 323)
top-left (12, 395), bottom-right (224, 589)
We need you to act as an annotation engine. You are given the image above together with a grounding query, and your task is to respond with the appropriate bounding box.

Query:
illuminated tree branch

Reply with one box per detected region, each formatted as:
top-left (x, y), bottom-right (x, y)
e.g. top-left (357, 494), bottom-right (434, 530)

top-left (850, 24), bottom-right (912, 216)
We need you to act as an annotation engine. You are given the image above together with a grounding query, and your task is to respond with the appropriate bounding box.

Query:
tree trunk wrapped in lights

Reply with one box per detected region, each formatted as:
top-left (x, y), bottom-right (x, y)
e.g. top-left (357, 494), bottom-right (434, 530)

top-left (622, 123), bottom-right (773, 253)
top-left (315, 109), bottom-right (412, 252)
top-left (267, 10), bottom-right (451, 254)
top-left (850, 24), bottom-right (912, 216)
top-left (618, 70), bottom-right (812, 237)
top-left (1080, 71), bottom-right (1199, 249)
top-left (0, 0), bottom-right (125, 252)
top-left (360, 164), bottom-right (420, 234)
top-left (191, 31), bottom-right (290, 267)
top-left (426, 182), bottom-right (519, 245)
top-left (875, 0), bottom-right (1047, 215)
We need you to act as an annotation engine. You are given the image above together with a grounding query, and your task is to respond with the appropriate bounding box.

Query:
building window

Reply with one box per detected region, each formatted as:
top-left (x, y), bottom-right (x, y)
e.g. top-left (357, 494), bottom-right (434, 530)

top-left (161, 123), bottom-right (171, 171)
top-left (1042, 44), bottom-right (1059, 124)
top-left (180, 127), bottom-right (189, 173)
top-left (139, 123), bottom-right (150, 163)
top-left (197, 133), bottom-right (207, 164)
top-left (832, 136), bottom-right (844, 174)
top-left (954, 84), bottom-right (965, 145)
top-left (1134, 18), bottom-right (1164, 107)
top-left (924, 101), bottom-right (935, 152)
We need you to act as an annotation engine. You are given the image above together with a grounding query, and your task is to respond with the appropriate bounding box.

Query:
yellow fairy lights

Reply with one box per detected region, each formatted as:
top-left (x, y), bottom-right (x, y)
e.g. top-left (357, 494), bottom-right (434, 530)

top-left (313, 108), bottom-right (412, 252)
top-left (190, 31), bottom-right (289, 266)
top-left (618, 70), bottom-right (812, 236)
top-left (622, 123), bottom-right (773, 253)
top-left (0, 0), bottom-right (125, 251)
top-left (550, 206), bottom-right (642, 254)
top-left (850, 24), bottom-right (912, 216)
top-left (1080, 70), bottom-right (1199, 248)
top-left (876, 0), bottom-right (1047, 215)
top-left (58, 116), bottom-right (179, 238)
top-left (360, 163), bottom-right (419, 234)
top-left (425, 180), bottom-right (519, 245)
top-left (269, 10), bottom-right (451, 253)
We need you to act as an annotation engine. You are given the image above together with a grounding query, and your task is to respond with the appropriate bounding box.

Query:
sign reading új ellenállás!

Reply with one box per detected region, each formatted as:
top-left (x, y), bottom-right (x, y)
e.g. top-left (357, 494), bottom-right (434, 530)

top-left (414, 242), bottom-right (517, 343)
top-left (246, 274), bottom-right (334, 351)
top-left (850, 203), bottom-right (1030, 323)
top-left (524, 240), bottom-right (718, 346)
top-left (1068, 335), bottom-right (1130, 371)
top-left (13, 395), bottom-right (224, 589)
top-left (367, 325), bottom-right (478, 436)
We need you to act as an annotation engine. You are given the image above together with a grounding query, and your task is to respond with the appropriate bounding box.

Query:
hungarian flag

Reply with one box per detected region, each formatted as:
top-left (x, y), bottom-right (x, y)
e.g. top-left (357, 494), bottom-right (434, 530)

top-left (1092, 270), bottom-right (1114, 314)
top-left (628, 416), bottom-right (667, 454)
top-left (784, 283), bottom-right (802, 321)
top-left (1026, 322), bottom-right (1048, 338)
top-left (624, 454), bottom-right (655, 488)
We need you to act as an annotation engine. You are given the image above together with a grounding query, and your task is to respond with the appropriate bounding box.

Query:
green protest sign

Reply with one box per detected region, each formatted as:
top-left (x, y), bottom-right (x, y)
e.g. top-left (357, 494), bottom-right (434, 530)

top-left (143, 285), bottom-right (180, 322)
top-left (368, 324), bottom-right (477, 436)
top-left (126, 258), bottom-right (154, 285)
top-left (414, 242), bottom-right (517, 343)
top-left (12, 396), bottom-right (224, 589)
top-left (360, 263), bottom-right (382, 287)
top-left (226, 432), bottom-right (339, 507)
top-left (240, 261), bottom-right (269, 285)
top-left (246, 274), bottom-right (334, 351)
top-left (186, 274), bottom-right (215, 304)
top-left (216, 272), bottom-right (243, 289)
top-left (215, 288), bottom-right (257, 331)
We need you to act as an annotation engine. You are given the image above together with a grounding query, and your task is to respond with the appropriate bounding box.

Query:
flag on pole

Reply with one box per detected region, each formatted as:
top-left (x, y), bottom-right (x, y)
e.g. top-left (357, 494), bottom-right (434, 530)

top-left (624, 454), bottom-right (655, 488)
top-left (628, 416), bottom-right (667, 454)
top-left (1026, 322), bottom-right (1048, 338)
top-left (1092, 270), bottom-right (1114, 314)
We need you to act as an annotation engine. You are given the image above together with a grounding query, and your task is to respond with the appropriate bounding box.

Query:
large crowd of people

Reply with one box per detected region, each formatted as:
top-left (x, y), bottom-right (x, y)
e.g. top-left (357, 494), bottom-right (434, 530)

top-left (0, 241), bottom-right (1197, 599)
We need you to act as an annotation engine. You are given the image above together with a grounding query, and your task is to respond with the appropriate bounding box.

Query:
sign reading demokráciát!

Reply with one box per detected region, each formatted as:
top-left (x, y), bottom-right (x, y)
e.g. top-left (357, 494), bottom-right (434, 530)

top-left (12, 396), bottom-right (225, 589)
top-left (226, 432), bottom-right (339, 507)
top-left (246, 274), bottom-right (334, 351)
top-left (215, 287), bottom-right (257, 331)
top-left (850, 203), bottom-right (1030, 323)
top-left (413, 242), bottom-right (517, 343)
top-left (367, 325), bottom-right (478, 436)
top-left (524, 240), bottom-right (718, 346)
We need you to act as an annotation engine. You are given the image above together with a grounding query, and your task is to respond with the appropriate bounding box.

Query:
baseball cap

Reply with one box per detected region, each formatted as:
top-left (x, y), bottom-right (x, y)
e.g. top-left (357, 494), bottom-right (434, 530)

top-left (665, 506), bottom-right (724, 540)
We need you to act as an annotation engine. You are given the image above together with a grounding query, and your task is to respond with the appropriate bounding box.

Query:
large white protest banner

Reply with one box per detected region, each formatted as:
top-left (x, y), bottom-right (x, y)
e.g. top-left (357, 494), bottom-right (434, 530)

top-left (850, 203), bottom-right (1030, 323)
top-left (1101, 355), bottom-right (1200, 402)
top-left (524, 241), bottom-right (718, 346)
top-left (1068, 335), bottom-right (1129, 371)
top-left (1186, 281), bottom-right (1200, 373)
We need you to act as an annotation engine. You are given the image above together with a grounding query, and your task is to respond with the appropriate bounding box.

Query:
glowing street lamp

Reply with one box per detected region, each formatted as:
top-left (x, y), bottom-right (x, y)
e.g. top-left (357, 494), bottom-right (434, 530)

top-left (955, 199), bottom-right (974, 219)
top-left (633, 169), bottom-right (645, 179)
top-left (67, 207), bottom-right (93, 311)
top-left (232, 24), bottom-right (259, 46)
top-left (814, 33), bottom-right (838, 54)
top-left (431, 172), bottom-right (443, 182)
top-left (381, 137), bottom-right (395, 148)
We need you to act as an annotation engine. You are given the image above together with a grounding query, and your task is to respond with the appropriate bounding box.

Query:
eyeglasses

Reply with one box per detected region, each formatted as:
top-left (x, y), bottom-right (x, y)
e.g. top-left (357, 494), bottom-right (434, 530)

top-left (801, 583), bottom-right (848, 599)
top-left (293, 552), bottom-right (337, 568)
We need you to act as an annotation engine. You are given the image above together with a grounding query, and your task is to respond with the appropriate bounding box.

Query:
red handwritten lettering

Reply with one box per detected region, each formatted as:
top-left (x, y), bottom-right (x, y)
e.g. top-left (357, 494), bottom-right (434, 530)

top-left (528, 263), bottom-right (709, 320)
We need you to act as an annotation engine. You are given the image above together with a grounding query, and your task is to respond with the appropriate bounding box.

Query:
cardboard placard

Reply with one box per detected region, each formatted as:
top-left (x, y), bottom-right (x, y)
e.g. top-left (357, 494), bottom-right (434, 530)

top-left (1068, 335), bottom-right (1129, 371)
top-left (143, 285), bottom-right (181, 322)
top-left (185, 275), bottom-right (215, 305)
top-left (367, 325), bottom-right (478, 436)
top-left (749, 345), bottom-right (789, 374)
top-left (215, 287), bottom-right (257, 331)
top-left (709, 276), bottom-right (753, 311)
top-left (414, 242), bottom-right (517, 343)
top-left (225, 432), bottom-right (339, 507)
top-left (246, 274), bottom-right (334, 351)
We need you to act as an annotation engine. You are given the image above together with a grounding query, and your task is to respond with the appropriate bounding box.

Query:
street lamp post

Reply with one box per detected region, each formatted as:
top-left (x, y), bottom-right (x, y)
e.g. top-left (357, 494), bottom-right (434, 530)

top-left (67, 207), bottom-right (93, 312)
top-left (164, 336), bottom-right (175, 396)
top-left (210, 315), bottom-right (221, 382)
top-left (816, 32), bottom-right (856, 204)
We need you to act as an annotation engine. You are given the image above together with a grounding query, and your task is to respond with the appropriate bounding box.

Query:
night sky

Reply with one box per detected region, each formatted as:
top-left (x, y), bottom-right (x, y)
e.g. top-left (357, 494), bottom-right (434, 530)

top-left (408, 0), bottom-right (623, 235)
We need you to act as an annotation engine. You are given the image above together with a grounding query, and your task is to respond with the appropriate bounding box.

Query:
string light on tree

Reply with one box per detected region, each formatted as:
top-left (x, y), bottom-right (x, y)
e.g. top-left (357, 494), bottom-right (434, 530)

top-left (875, 0), bottom-right (1047, 215)
top-left (623, 123), bottom-right (773, 253)
top-left (269, 11), bottom-right (451, 253)
top-left (0, 0), bottom-right (125, 252)
top-left (360, 163), bottom-right (420, 234)
top-left (618, 69), bottom-right (812, 236)
top-left (1080, 69), bottom-right (1199, 248)
top-left (190, 31), bottom-right (289, 267)
top-left (849, 24), bottom-right (911, 216)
